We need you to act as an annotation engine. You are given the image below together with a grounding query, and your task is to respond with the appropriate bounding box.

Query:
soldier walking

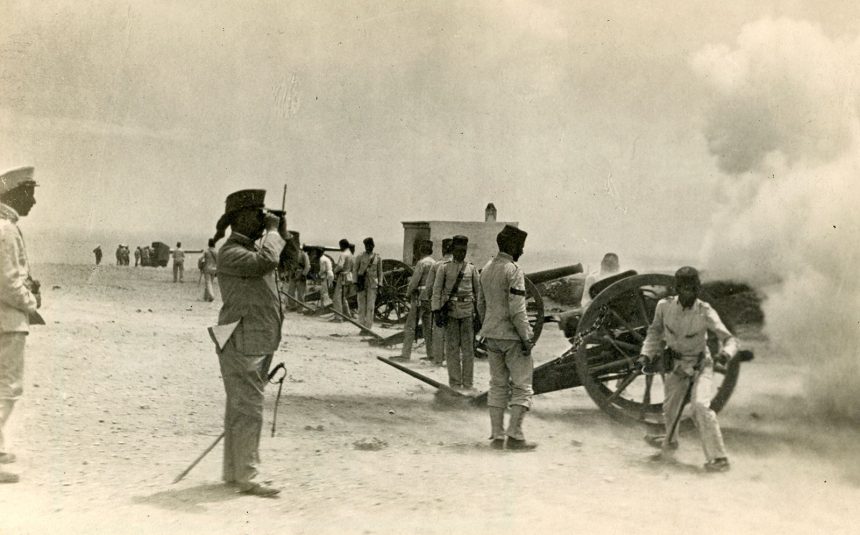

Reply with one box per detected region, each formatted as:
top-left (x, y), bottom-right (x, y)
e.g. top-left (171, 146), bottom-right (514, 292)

top-left (134, 246), bottom-right (141, 267)
top-left (422, 238), bottom-right (452, 366)
top-left (638, 266), bottom-right (737, 472)
top-left (93, 245), bottom-right (103, 265)
top-left (392, 240), bottom-right (434, 362)
top-left (354, 237), bottom-right (383, 329)
top-left (0, 166), bottom-right (41, 483)
top-left (211, 189), bottom-right (287, 496)
top-left (432, 235), bottom-right (480, 390)
top-left (478, 225), bottom-right (536, 450)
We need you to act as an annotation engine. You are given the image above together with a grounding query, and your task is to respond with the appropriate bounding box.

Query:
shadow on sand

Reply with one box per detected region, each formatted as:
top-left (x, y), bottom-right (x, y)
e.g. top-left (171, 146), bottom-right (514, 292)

top-left (132, 483), bottom-right (248, 513)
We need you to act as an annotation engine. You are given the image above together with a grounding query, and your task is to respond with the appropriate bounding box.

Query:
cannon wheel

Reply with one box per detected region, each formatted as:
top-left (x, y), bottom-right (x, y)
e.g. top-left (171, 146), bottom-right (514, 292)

top-left (572, 274), bottom-right (740, 424)
top-left (374, 259), bottom-right (414, 324)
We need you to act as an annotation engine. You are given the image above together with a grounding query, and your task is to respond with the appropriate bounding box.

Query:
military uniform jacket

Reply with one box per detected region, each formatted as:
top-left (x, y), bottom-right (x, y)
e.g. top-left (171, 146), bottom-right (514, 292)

top-left (353, 251), bottom-right (383, 290)
top-left (420, 255), bottom-right (449, 302)
top-left (432, 260), bottom-right (480, 319)
top-left (216, 230), bottom-right (286, 354)
top-left (0, 203), bottom-right (37, 333)
top-left (406, 256), bottom-right (435, 298)
top-left (640, 296), bottom-right (738, 359)
top-left (477, 253), bottom-right (532, 342)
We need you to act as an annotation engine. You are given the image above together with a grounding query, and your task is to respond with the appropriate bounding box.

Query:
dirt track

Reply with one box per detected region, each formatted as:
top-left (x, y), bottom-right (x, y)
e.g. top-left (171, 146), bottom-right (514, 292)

top-left (1, 264), bottom-right (858, 535)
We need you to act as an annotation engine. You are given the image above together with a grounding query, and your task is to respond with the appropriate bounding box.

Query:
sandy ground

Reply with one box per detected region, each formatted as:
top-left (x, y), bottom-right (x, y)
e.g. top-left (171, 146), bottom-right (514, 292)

top-left (1, 264), bottom-right (859, 535)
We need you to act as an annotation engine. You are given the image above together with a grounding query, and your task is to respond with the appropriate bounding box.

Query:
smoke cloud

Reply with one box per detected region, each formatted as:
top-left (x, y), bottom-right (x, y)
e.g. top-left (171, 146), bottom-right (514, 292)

top-left (695, 19), bottom-right (860, 422)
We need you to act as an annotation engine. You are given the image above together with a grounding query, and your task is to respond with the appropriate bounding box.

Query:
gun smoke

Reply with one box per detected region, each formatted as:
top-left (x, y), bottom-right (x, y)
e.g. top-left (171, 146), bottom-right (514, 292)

top-left (694, 18), bottom-right (860, 422)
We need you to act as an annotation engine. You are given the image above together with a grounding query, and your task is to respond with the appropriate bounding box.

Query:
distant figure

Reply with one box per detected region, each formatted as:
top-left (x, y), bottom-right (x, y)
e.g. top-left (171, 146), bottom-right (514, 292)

top-left (121, 245), bottom-right (130, 266)
top-left (0, 166), bottom-right (41, 484)
top-left (392, 239), bottom-right (434, 362)
top-left (201, 239), bottom-right (218, 302)
top-left (134, 247), bottom-right (141, 267)
top-left (140, 246), bottom-right (151, 267)
top-left (172, 242), bottom-right (185, 283)
top-left (581, 252), bottom-right (621, 307)
top-left (331, 239), bottom-right (355, 322)
top-left (284, 232), bottom-right (310, 311)
top-left (354, 237), bottom-right (383, 329)
top-left (422, 238), bottom-right (453, 366)
top-left (115, 244), bottom-right (123, 266)
top-left (639, 266), bottom-right (737, 473)
top-left (309, 247), bottom-right (333, 309)
top-left (93, 245), bottom-right (103, 265)
top-left (478, 225), bottom-right (535, 450)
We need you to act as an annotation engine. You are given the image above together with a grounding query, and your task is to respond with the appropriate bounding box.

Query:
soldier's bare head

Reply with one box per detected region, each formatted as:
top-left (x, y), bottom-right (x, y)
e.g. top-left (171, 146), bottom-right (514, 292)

top-left (363, 237), bottom-right (375, 253)
top-left (601, 253), bottom-right (619, 273)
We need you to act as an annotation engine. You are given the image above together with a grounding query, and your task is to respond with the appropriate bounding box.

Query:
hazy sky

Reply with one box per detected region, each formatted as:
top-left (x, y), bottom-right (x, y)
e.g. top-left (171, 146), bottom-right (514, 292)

top-left (2, 1), bottom-right (858, 264)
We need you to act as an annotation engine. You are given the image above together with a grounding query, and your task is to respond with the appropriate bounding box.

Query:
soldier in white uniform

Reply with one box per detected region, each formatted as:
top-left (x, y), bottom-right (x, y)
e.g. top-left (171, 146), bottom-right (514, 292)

top-left (478, 225), bottom-right (536, 450)
top-left (393, 240), bottom-right (435, 362)
top-left (638, 266), bottom-right (737, 472)
top-left (432, 235), bottom-right (480, 390)
top-left (0, 167), bottom-right (41, 483)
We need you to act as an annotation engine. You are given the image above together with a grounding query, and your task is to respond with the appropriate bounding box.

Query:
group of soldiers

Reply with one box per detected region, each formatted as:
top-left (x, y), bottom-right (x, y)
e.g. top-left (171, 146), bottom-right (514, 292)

top-left (282, 235), bottom-right (383, 330)
top-left (0, 180), bottom-right (738, 491)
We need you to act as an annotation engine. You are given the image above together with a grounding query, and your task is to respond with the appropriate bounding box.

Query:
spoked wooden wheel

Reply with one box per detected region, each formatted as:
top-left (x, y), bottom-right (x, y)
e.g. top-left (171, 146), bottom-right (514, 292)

top-left (374, 259), bottom-right (413, 324)
top-left (524, 277), bottom-right (545, 345)
top-left (572, 274), bottom-right (741, 424)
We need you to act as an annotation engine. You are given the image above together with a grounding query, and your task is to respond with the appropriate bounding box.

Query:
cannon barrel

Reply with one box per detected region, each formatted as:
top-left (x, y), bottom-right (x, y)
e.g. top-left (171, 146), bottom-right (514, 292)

top-left (524, 264), bottom-right (583, 285)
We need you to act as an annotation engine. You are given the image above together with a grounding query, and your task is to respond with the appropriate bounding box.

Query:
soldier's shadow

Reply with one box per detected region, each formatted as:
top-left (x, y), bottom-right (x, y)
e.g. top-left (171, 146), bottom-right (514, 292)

top-left (132, 483), bottom-right (246, 513)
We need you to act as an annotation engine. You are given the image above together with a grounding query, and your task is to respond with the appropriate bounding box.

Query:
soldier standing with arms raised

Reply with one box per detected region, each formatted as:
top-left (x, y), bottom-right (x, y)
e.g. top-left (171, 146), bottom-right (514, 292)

top-left (211, 189), bottom-right (287, 496)
top-left (432, 235), bottom-right (480, 390)
top-left (478, 225), bottom-right (536, 450)
top-left (0, 167), bottom-right (41, 483)
top-left (393, 239), bottom-right (434, 362)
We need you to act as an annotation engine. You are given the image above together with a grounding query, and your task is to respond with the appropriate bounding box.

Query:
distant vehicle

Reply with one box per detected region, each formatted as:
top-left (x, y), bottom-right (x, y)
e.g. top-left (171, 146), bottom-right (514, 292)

top-left (140, 242), bottom-right (172, 267)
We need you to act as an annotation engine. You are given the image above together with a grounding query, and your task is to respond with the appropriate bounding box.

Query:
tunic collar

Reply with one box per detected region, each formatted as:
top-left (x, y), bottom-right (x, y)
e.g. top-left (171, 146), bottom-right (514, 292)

top-left (0, 202), bottom-right (20, 223)
top-left (227, 231), bottom-right (256, 248)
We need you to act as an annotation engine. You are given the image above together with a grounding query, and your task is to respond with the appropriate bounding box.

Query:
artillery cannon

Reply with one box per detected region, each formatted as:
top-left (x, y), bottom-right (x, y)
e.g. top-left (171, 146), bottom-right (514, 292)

top-left (379, 271), bottom-right (753, 425)
top-left (369, 262), bottom-right (583, 348)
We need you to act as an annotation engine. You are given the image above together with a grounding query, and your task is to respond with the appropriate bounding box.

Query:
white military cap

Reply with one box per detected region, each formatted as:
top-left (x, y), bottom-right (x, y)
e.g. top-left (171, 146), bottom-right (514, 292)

top-left (0, 166), bottom-right (37, 195)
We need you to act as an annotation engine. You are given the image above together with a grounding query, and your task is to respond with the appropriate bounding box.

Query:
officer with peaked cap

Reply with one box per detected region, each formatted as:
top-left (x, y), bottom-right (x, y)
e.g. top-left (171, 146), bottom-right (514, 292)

top-left (477, 224), bottom-right (536, 450)
top-left (638, 266), bottom-right (738, 472)
top-left (432, 235), bottom-right (481, 389)
top-left (422, 238), bottom-right (453, 365)
top-left (0, 167), bottom-right (40, 483)
top-left (393, 239), bottom-right (435, 361)
top-left (211, 189), bottom-right (288, 496)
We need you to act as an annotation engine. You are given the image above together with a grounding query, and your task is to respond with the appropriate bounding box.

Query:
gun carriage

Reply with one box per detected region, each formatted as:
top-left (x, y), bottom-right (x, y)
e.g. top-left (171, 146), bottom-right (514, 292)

top-left (380, 270), bottom-right (753, 425)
